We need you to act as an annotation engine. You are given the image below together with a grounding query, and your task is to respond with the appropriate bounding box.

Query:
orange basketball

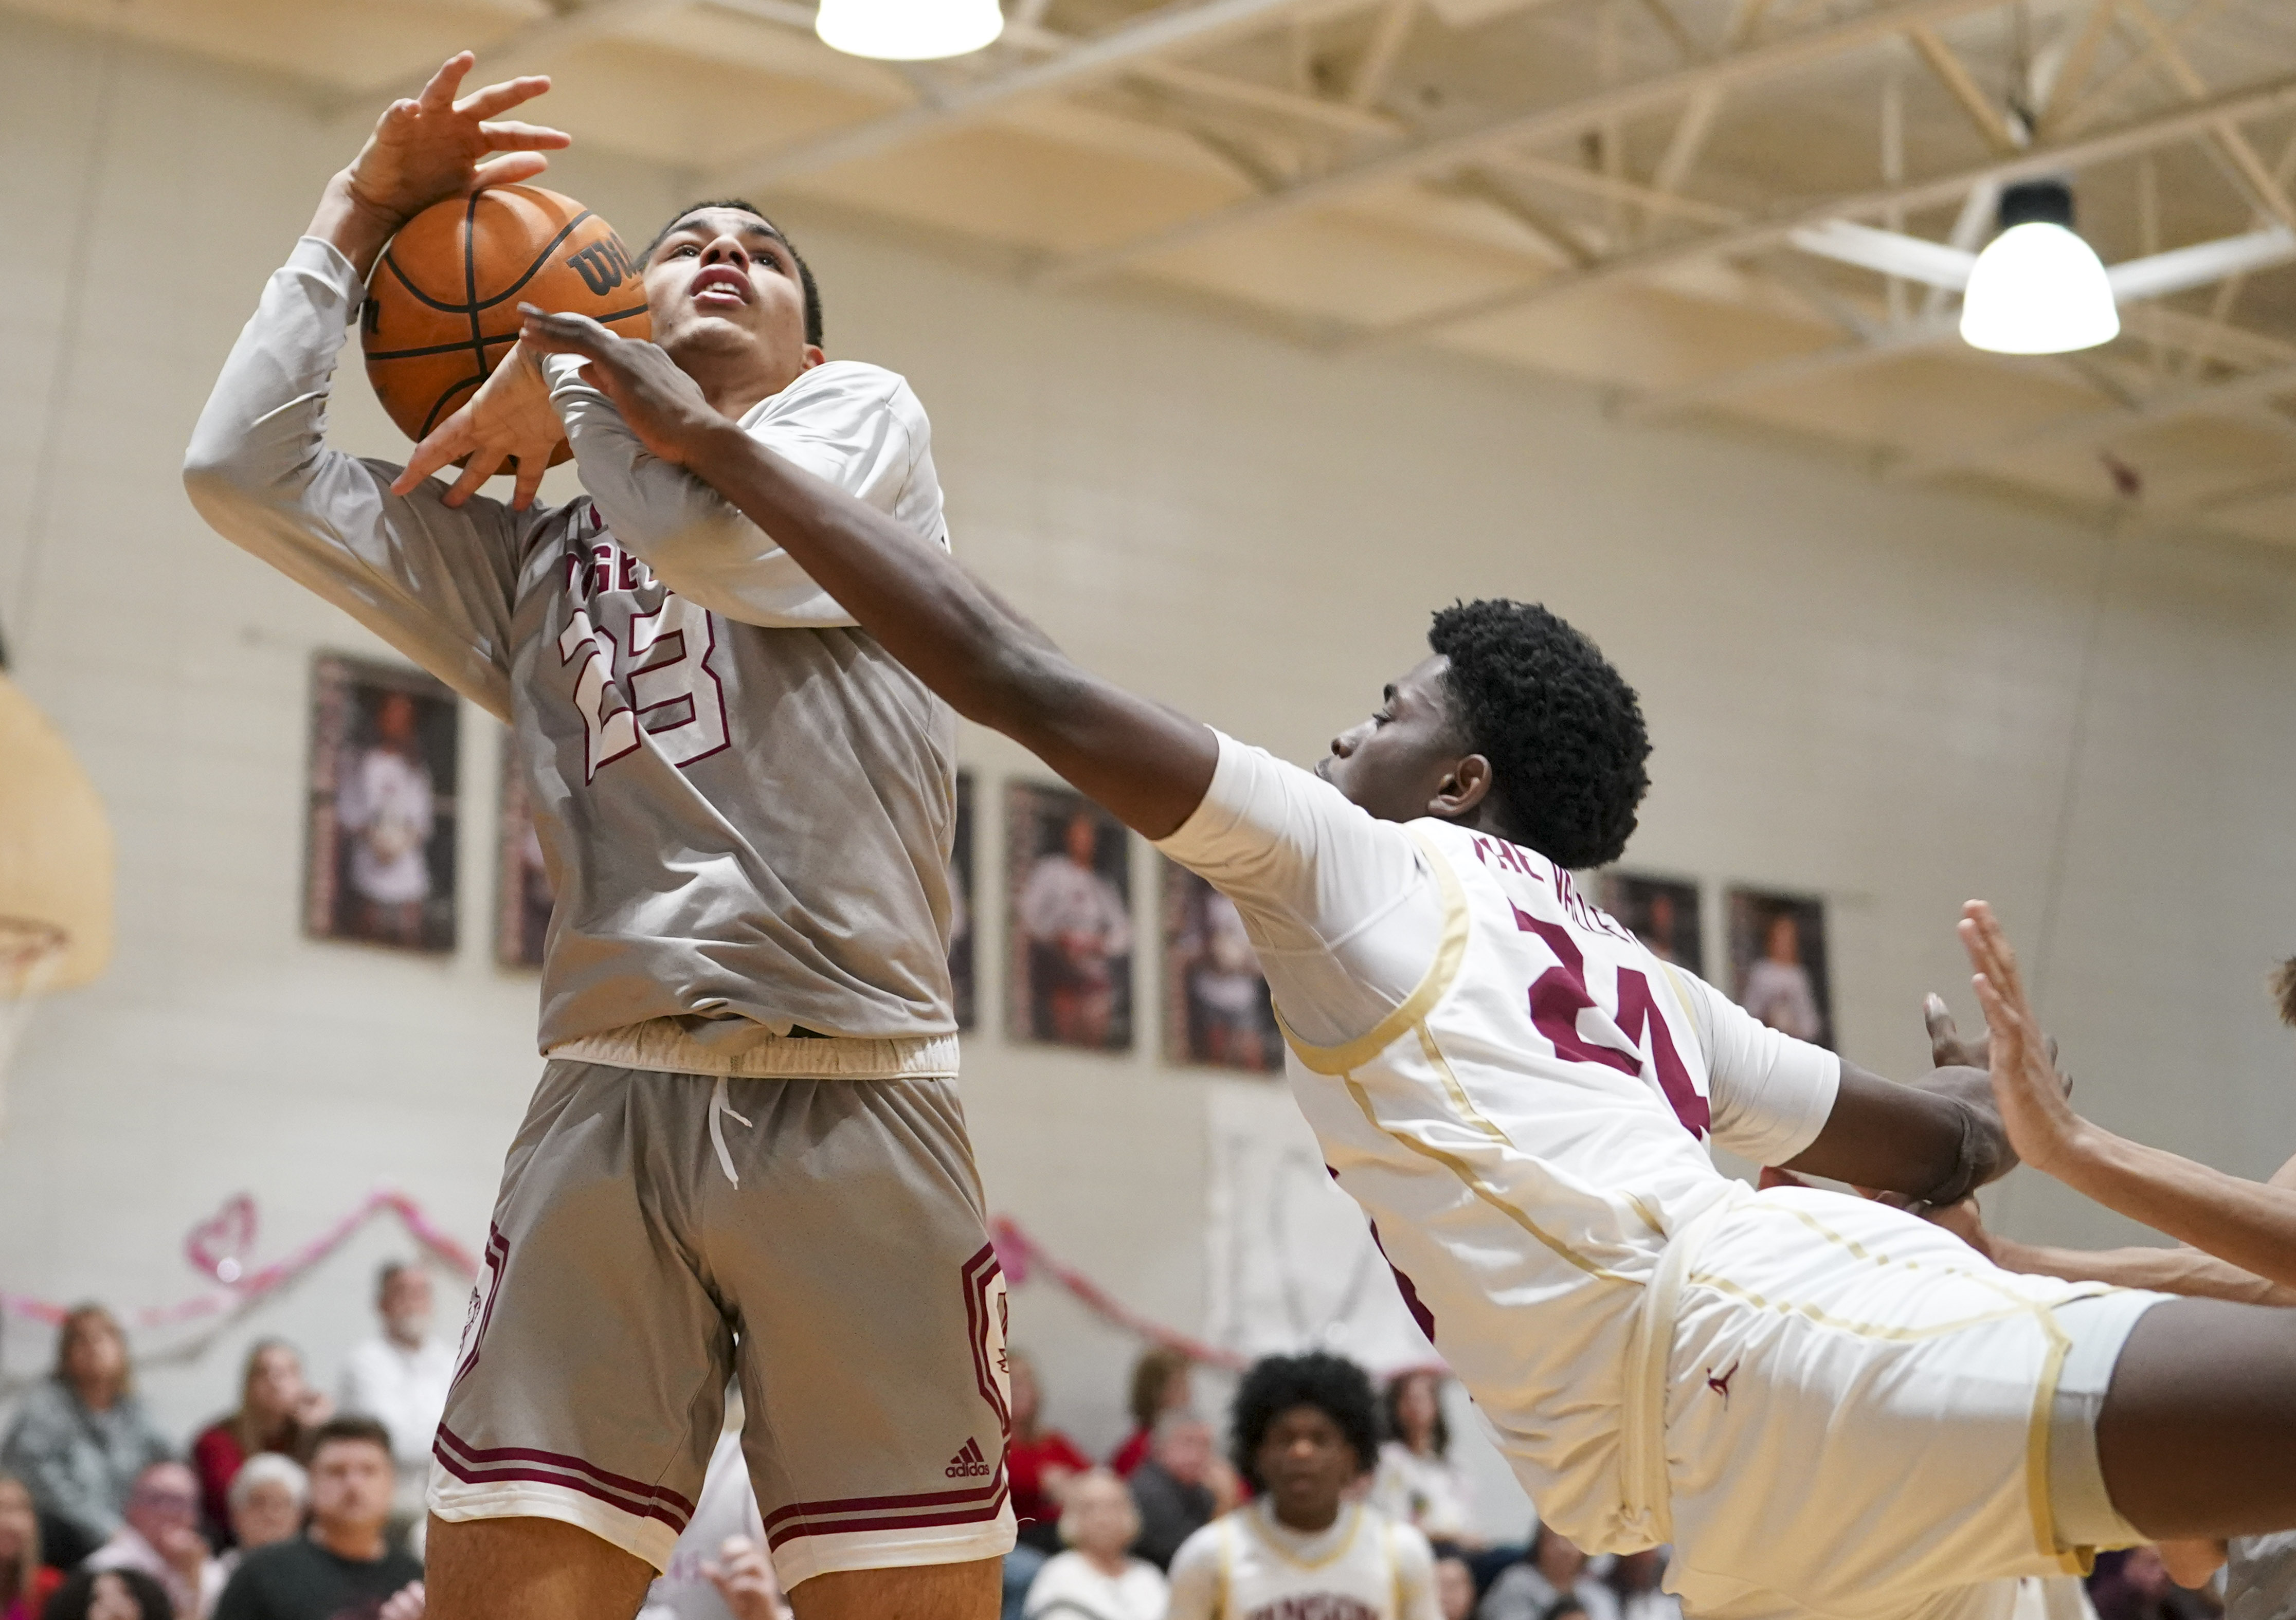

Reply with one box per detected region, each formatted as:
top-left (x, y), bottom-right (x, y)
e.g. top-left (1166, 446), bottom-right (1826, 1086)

top-left (362, 185), bottom-right (652, 463)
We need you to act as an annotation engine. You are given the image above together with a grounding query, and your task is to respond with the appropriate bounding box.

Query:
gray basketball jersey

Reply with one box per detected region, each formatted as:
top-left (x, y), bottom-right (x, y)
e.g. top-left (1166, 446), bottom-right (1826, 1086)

top-left (186, 239), bottom-right (957, 1055)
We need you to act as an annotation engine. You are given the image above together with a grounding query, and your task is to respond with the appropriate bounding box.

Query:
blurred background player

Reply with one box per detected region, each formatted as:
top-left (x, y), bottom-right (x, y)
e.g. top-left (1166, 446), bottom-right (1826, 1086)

top-left (185, 51), bottom-right (1008, 1620)
top-left (1165, 1353), bottom-right (1438, 1620)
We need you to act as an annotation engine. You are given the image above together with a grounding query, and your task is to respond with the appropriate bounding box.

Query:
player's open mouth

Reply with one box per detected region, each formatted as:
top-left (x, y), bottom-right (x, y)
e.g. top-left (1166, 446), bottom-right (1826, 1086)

top-left (690, 267), bottom-right (752, 307)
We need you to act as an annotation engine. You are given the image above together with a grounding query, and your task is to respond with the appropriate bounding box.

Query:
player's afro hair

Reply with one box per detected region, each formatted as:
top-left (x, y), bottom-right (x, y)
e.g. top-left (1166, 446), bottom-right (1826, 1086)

top-left (1230, 1352), bottom-right (1380, 1492)
top-left (2272, 957), bottom-right (2296, 1028)
top-left (1427, 599), bottom-right (1650, 870)
top-left (645, 199), bottom-right (824, 349)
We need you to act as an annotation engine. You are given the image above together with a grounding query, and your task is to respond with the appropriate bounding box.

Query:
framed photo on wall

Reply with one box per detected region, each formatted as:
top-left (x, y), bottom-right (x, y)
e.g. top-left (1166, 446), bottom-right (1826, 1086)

top-left (1726, 887), bottom-right (1833, 1050)
top-left (1600, 872), bottom-right (1704, 976)
top-left (305, 654), bottom-right (458, 954)
top-left (1162, 861), bottom-right (1281, 1074)
top-left (1006, 781), bottom-right (1132, 1052)
top-left (950, 770), bottom-right (977, 1032)
top-left (495, 747), bottom-right (552, 969)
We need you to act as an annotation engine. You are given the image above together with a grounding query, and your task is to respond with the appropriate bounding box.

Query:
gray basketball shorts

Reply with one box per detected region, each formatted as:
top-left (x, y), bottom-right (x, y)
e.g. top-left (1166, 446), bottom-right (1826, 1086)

top-left (427, 1060), bottom-right (1017, 1588)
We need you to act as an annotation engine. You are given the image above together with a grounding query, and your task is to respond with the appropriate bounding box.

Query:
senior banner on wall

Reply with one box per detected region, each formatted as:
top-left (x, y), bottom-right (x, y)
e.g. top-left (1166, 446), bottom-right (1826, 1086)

top-left (1203, 1085), bottom-right (1434, 1374)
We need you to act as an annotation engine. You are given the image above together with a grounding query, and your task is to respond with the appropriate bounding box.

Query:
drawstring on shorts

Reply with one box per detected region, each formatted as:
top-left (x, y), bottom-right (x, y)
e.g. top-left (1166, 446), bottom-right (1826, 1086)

top-left (708, 1073), bottom-right (754, 1189)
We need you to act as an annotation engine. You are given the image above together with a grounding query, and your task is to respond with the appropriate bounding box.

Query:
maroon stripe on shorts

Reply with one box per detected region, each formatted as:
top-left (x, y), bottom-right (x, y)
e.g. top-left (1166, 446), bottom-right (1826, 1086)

top-left (434, 1423), bottom-right (697, 1523)
top-left (431, 1444), bottom-right (691, 1533)
top-left (758, 1467), bottom-right (1006, 1536)
top-left (764, 1481), bottom-right (1011, 1551)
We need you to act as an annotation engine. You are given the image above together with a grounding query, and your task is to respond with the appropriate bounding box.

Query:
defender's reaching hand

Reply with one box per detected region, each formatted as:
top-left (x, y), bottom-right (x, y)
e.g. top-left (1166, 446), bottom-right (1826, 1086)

top-left (519, 307), bottom-right (723, 465)
top-left (1958, 901), bottom-right (2084, 1175)
top-left (392, 342), bottom-right (563, 509)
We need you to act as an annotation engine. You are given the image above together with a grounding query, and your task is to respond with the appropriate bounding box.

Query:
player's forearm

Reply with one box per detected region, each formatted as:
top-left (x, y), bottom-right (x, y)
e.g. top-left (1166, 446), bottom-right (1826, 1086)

top-left (2042, 1124), bottom-right (2296, 1289)
top-left (681, 419), bottom-right (1216, 834)
top-left (1782, 1062), bottom-right (2006, 1204)
top-left (1986, 1233), bottom-right (2296, 1306)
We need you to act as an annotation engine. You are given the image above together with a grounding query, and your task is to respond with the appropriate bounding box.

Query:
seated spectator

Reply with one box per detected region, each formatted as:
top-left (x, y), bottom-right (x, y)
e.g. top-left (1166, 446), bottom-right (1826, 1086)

top-left (190, 1346), bottom-right (329, 1545)
top-left (86, 1464), bottom-right (222, 1620)
top-left (1109, 1350), bottom-right (1192, 1481)
top-left (1023, 1469), bottom-right (1167, 1620)
top-left (1, 1308), bottom-right (173, 1555)
top-left (1, 1473), bottom-right (64, 1620)
top-left (1127, 1417), bottom-right (1218, 1574)
top-left (1166, 1353), bottom-right (1436, 1620)
top-left (214, 1460), bottom-right (306, 1586)
top-left (1370, 1370), bottom-right (1482, 1553)
top-left (38, 1569), bottom-right (172, 1620)
top-left (1477, 1526), bottom-right (1619, 1620)
top-left (1008, 1350), bottom-right (1091, 1557)
top-left (1604, 1550), bottom-right (1679, 1620)
top-left (210, 1419), bottom-right (419, 1620)
top-left (335, 1265), bottom-right (452, 1537)
top-left (1434, 1556), bottom-right (1477, 1620)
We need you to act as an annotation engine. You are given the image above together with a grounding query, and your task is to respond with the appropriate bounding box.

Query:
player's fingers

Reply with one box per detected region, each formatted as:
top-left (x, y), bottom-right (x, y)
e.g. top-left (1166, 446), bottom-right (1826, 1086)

top-left (444, 449), bottom-right (504, 508)
top-left (477, 119), bottom-right (573, 152)
top-left (418, 51), bottom-right (475, 111)
top-left (519, 303), bottom-right (613, 356)
top-left (469, 153), bottom-right (552, 191)
top-left (394, 417), bottom-right (474, 493)
top-left (1922, 993), bottom-right (1960, 1064)
top-left (511, 452), bottom-right (546, 512)
top-left (454, 74), bottom-right (553, 121)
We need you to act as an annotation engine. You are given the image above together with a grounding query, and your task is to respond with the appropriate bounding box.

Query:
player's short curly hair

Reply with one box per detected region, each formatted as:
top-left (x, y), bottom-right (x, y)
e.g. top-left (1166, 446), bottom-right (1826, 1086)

top-left (1230, 1352), bottom-right (1380, 1492)
top-left (2272, 957), bottom-right (2296, 1028)
top-left (645, 198), bottom-right (824, 348)
top-left (1428, 599), bottom-right (1650, 870)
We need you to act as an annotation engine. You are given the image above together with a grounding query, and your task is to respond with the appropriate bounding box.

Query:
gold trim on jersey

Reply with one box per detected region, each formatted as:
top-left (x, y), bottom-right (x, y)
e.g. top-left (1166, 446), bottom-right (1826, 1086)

top-left (1340, 1071), bottom-right (1634, 1283)
top-left (1274, 828), bottom-right (1470, 1076)
top-left (2026, 1308), bottom-right (2087, 1575)
top-left (1241, 1501), bottom-right (1366, 1573)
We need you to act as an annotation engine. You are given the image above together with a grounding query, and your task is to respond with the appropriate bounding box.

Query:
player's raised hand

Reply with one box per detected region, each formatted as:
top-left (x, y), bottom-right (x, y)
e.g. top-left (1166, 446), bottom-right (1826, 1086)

top-left (344, 53), bottom-right (569, 231)
top-left (1958, 901), bottom-right (2084, 1175)
top-left (392, 343), bottom-right (563, 509)
top-left (519, 306), bottom-right (722, 465)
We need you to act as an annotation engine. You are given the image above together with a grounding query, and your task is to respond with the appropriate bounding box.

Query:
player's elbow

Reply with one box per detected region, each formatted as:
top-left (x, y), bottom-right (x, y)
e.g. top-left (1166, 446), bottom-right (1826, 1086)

top-left (182, 412), bottom-right (286, 529)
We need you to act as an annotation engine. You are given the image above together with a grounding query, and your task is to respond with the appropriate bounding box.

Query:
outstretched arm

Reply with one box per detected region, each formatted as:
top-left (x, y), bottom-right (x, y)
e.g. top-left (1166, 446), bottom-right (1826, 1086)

top-left (1961, 900), bottom-right (2296, 1288)
top-left (518, 308), bottom-right (1219, 835)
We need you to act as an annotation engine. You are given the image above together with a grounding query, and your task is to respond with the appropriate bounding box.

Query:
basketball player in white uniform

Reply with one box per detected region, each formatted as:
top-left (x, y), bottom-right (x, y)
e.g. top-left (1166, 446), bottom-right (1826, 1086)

top-left (186, 57), bottom-right (1009, 1620)
top-left (1167, 1355), bottom-right (1437, 1620)
top-left (517, 275), bottom-right (2296, 1620)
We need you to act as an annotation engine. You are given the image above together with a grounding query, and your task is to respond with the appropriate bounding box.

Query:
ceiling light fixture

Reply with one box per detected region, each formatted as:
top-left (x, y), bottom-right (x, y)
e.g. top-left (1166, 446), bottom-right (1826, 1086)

top-left (816, 0), bottom-right (1005, 60)
top-left (1959, 178), bottom-right (2120, 355)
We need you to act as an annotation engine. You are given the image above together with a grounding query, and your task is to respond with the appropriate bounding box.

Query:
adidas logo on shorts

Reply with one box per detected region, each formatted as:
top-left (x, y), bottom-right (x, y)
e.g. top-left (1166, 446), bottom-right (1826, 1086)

top-left (945, 1437), bottom-right (992, 1479)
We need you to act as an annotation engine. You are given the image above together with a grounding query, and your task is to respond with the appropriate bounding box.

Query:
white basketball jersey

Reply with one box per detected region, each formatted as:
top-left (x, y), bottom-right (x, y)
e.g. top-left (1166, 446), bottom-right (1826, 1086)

top-left (1195, 1502), bottom-right (1430, 1620)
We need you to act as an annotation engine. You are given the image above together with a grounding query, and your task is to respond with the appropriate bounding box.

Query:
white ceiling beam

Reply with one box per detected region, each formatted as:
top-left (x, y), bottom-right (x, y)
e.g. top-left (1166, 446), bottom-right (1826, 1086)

top-left (1035, 0), bottom-right (2016, 288)
top-left (705, 0), bottom-right (1329, 193)
top-left (1126, 60), bottom-right (1406, 135)
top-left (1355, 66), bottom-right (2296, 343)
top-left (2111, 0), bottom-right (2296, 229)
top-left (1904, 22), bottom-right (2026, 153)
top-left (1481, 152), bottom-right (1745, 226)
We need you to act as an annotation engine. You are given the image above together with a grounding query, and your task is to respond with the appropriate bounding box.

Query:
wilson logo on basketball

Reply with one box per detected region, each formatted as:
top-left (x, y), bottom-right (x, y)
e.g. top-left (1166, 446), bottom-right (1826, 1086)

top-left (945, 1438), bottom-right (992, 1479)
top-left (568, 234), bottom-right (638, 298)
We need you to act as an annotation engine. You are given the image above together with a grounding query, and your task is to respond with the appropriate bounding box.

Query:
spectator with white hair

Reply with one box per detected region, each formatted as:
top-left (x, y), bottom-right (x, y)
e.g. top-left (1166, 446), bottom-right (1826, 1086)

top-left (1024, 1469), bottom-right (1167, 1620)
top-left (218, 1457), bottom-right (308, 1583)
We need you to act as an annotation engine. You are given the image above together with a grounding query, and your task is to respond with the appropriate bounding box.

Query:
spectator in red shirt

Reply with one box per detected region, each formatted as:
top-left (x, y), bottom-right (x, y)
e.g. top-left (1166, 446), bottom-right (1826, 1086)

top-left (1107, 1348), bottom-right (1192, 1481)
top-left (0, 1473), bottom-right (64, 1620)
top-left (1006, 1351), bottom-right (1089, 1554)
top-left (190, 1342), bottom-right (332, 1544)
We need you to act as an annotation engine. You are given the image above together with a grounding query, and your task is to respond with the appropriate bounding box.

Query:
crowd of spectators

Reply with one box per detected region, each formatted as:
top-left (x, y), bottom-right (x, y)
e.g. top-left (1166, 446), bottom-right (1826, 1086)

top-left (0, 1266), bottom-right (443, 1620)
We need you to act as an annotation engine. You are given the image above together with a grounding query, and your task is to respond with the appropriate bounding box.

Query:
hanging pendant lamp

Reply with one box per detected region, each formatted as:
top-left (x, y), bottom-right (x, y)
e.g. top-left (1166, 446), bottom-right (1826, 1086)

top-left (1959, 178), bottom-right (2121, 355)
top-left (816, 0), bottom-right (1005, 60)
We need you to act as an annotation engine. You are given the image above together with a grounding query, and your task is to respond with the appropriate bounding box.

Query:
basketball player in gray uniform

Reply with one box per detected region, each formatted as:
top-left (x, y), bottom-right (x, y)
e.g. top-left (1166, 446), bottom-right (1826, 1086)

top-left (183, 56), bottom-right (1009, 1620)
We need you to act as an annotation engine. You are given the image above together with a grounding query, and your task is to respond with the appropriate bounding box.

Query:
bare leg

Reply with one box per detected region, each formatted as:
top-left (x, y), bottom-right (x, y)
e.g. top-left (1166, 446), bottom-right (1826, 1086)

top-left (789, 1559), bottom-right (1000, 1620)
top-left (424, 1516), bottom-right (656, 1620)
top-left (2099, 1297), bottom-right (2296, 1537)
